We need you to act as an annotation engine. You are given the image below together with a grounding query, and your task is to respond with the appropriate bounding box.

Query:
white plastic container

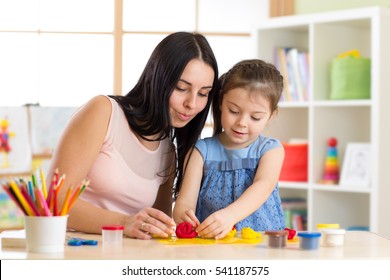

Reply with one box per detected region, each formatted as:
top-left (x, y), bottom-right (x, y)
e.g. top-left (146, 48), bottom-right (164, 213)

top-left (321, 228), bottom-right (346, 247)
top-left (102, 225), bottom-right (124, 245)
top-left (316, 224), bottom-right (340, 246)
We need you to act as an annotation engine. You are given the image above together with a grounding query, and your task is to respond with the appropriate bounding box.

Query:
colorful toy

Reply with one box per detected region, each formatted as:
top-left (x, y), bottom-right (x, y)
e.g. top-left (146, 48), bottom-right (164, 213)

top-left (320, 137), bottom-right (340, 184)
top-left (0, 118), bottom-right (15, 168)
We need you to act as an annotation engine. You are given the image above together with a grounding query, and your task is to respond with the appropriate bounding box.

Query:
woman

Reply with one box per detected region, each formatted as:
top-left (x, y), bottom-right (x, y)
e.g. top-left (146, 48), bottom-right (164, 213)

top-left (47, 32), bottom-right (218, 239)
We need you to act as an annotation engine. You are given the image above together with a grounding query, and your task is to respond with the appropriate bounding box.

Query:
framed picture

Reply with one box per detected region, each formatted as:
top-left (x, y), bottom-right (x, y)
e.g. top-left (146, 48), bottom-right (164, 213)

top-left (340, 143), bottom-right (371, 188)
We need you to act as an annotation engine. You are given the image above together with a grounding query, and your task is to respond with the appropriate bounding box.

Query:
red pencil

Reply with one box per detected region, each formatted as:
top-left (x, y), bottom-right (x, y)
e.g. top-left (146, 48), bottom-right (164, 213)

top-left (53, 185), bottom-right (59, 216)
top-left (20, 184), bottom-right (41, 216)
top-left (46, 168), bottom-right (59, 206)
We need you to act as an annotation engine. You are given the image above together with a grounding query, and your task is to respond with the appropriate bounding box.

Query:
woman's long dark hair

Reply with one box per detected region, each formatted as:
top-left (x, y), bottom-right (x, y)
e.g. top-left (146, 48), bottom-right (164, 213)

top-left (109, 32), bottom-right (218, 199)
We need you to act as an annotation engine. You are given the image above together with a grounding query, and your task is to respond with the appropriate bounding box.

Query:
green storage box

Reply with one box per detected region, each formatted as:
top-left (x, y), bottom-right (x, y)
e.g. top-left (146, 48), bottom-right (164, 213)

top-left (330, 56), bottom-right (371, 100)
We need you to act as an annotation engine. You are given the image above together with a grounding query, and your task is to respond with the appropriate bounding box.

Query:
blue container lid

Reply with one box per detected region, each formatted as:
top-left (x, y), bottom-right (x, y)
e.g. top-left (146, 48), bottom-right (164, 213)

top-left (298, 232), bottom-right (321, 238)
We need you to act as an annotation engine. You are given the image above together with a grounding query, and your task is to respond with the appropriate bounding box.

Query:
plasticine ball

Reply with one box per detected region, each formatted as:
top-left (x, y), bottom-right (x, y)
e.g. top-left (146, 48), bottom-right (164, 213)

top-left (175, 222), bottom-right (197, 238)
top-left (241, 227), bottom-right (261, 239)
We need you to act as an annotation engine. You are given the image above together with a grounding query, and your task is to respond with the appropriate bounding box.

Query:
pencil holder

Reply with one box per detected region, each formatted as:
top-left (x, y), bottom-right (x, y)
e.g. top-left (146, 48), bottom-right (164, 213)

top-left (24, 215), bottom-right (68, 253)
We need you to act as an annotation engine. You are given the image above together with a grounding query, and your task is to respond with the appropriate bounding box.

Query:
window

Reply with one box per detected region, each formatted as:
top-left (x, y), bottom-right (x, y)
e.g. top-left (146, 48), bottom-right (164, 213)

top-left (0, 0), bottom-right (257, 106)
top-left (0, 0), bottom-right (114, 106)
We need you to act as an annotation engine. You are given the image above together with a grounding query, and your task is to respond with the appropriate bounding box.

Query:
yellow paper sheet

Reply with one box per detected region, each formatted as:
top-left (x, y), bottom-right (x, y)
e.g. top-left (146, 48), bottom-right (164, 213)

top-left (156, 234), bottom-right (299, 245)
top-left (156, 236), bottom-right (262, 245)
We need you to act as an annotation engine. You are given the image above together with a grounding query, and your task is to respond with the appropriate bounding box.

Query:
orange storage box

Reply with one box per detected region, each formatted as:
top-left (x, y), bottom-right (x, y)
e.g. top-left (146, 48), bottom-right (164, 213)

top-left (279, 143), bottom-right (308, 182)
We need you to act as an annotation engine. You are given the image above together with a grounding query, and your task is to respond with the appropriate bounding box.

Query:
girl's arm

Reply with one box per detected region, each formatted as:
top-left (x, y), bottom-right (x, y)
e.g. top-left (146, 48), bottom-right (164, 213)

top-left (197, 146), bottom-right (284, 239)
top-left (173, 148), bottom-right (204, 227)
top-left (47, 95), bottom-right (174, 239)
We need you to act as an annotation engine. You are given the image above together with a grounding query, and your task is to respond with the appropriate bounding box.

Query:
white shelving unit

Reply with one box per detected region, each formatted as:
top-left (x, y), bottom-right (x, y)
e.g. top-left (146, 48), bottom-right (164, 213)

top-left (255, 7), bottom-right (390, 238)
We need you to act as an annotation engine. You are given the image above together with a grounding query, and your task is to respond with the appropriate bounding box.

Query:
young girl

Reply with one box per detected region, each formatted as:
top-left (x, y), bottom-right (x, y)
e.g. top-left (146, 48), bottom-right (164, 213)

top-left (173, 59), bottom-right (285, 239)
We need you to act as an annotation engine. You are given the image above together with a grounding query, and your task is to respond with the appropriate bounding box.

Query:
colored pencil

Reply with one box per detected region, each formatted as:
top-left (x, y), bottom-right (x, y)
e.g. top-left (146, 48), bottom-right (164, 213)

top-left (35, 187), bottom-right (52, 216)
top-left (56, 174), bottom-right (66, 192)
top-left (40, 168), bottom-right (48, 199)
top-left (4, 171), bottom-right (88, 217)
top-left (66, 183), bottom-right (82, 213)
top-left (46, 168), bottom-right (59, 205)
top-left (20, 184), bottom-right (41, 216)
top-left (66, 180), bottom-right (89, 214)
top-left (60, 186), bottom-right (73, 216)
top-left (27, 180), bottom-right (35, 203)
top-left (2, 184), bottom-right (27, 215)
top-left (53, 185), bottom-right (59, 216)
top-left (8, 180), bottom-right (35, 216)
top-left (31, 173), bottom-right (37, 188)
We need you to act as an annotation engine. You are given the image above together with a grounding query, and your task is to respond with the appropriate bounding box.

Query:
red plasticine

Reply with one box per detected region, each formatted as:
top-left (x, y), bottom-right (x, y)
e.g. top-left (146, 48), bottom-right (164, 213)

top-left (175, 222), bottom-right (197, 238)
top-left (284, 227), bottom-right (297, 240)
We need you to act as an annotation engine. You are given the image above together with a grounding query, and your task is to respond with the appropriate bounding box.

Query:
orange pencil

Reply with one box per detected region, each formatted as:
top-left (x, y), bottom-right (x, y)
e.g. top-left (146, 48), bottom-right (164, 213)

top-left (66, 180), bottom-right (89, 214)
top-left (59, 186), bottom-right (73, 216)
top-left (53, 174), bottom-right (65, 216)
top-left (56, 174), bottom-right (66, 193)
top-left (66, 182), bottom-right (82, 213)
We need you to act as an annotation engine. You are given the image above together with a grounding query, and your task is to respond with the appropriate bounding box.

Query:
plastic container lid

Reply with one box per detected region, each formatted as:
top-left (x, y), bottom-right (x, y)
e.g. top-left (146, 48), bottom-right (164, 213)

top-left (316, 224), bottom-right (340, 229)
top-left (298, 232), bottom-right (321, 238)
top-left (265, 230), bottom-right (288, 236)
top-left (102, 225), bottom-right (124, 230)
top-left (321, 228), bottom-right (346, 235)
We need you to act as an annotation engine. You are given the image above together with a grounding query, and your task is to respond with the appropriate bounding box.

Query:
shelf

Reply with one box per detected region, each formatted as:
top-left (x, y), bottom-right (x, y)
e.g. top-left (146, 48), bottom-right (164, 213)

top-left (257, 7), bottom-right (390, 238)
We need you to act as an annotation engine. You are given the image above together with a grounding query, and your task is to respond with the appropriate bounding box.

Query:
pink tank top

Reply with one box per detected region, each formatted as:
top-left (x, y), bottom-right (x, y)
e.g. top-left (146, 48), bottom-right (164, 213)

top-left (81, 96), bottom-right (175, 215)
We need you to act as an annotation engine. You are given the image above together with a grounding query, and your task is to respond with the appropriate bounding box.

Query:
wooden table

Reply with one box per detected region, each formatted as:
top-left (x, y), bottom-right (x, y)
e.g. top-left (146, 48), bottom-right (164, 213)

top-left (1, 230), bottom-right (390, 260)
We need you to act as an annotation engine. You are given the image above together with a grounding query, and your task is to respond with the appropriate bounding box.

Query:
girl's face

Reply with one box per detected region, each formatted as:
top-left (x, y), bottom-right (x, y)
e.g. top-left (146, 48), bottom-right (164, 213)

top-left (169, 59), bottom-right (214, 128)
top-left (219, 88), bottom-right (272, 149)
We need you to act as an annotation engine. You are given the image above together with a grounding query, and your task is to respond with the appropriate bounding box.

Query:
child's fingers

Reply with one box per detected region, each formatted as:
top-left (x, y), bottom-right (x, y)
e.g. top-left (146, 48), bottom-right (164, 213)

top-left (182, 209), bottom-right (199, 227)
top-left (185, 209), bottom-right (200, 226)
top-left (196, 219), bottom-right (217, 237)
top-left (214, 229), bottom-right (229, 240)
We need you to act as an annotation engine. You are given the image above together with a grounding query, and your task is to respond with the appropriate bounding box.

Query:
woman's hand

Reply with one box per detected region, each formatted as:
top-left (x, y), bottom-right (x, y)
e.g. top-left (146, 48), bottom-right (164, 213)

top-left (124, 207), bottom-right (176, 240)
top-left (195, 208), bottom-right (235, 240)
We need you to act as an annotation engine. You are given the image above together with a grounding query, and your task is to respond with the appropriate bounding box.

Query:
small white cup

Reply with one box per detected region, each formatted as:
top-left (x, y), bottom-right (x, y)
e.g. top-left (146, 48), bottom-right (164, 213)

top-left (24, 215), bottom-right (68, 253)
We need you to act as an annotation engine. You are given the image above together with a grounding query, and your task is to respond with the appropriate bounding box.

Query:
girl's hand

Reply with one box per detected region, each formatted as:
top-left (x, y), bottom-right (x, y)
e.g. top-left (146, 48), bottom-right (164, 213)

top-left (124, 207), bottom-right (176, 240)
top-left (176, 209), bottom-right (200, 228)
top-left (196, 209), bottom-right (235, 240)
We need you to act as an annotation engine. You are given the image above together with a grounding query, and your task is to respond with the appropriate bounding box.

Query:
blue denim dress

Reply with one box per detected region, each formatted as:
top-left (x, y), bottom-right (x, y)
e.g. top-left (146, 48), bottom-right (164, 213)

top-left (195, 135), bottom-right (285, 231)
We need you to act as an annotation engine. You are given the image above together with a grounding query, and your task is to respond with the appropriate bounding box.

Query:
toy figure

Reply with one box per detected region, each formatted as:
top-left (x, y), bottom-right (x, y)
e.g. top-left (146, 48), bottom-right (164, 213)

top-left (0, 118), bottom-right (15, 168)
top-left (320, 137), bottom-right (339, 184)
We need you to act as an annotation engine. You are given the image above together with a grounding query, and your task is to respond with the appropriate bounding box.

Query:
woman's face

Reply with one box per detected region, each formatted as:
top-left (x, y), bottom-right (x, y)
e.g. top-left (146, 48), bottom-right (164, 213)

top-left (169, 59), bottom-right (214, 128)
